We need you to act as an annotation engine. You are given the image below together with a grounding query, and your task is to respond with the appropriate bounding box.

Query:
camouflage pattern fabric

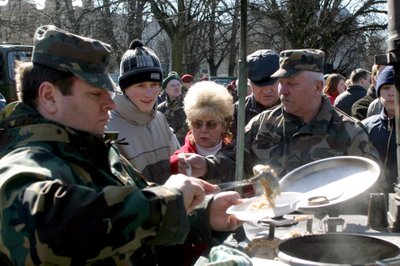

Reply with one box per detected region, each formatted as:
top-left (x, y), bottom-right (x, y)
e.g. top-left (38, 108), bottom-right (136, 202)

top-left (0, 102), bottom-right (193, 265)
top-left (271, 49), bottom-right (325, 78)
top-left (205, 96), bottom-right (381, 182)
top-left (158, 95), bottom-right (188, 145)
top-left (231, 94), bottom-right (280, 139)
top-left (32, 25), bottom-right (120, 93)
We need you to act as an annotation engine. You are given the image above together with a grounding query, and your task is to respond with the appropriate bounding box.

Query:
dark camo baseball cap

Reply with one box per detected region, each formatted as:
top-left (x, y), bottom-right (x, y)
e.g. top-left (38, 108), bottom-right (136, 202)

top-left (32, 25), bottom-right (120, 93)
top-left (271, 49), bottom-right (325, 78)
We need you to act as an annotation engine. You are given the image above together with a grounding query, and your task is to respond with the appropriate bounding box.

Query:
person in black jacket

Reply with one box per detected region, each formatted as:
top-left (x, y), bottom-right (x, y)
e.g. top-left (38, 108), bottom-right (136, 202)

top-left (231, 49), bottom-right (280, 138)
top-left (334, 68), bottom-right (371, 115)
top-left (362, 66), bottom-right (397, 195)
top-left (352, 64), bottom-right (386, 120)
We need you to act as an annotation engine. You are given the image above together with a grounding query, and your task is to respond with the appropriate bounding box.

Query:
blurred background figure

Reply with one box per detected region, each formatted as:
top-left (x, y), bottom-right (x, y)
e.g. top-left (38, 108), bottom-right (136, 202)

top-left (231, 49), bottom-right (280, 138)
top-left (226, 79), bottom-right (238, 102)
top-left (334, 67), bottom-right (371, 116)
top-left (323, 73), bottom-right (346, 105)
top-left (157, 71), bottom-right (179, 103)
top-left (351, 64), bottom-right (384, 120)
top-left (367, 66), bottom-right (388, 117)
top-left (158, 71), bottom-right (188, 145)
top-left (201, 74), bottom-right (209, 81)
top-left (107, 40), bottom-right (179, 184)
top-left (345, 79), bottom-right (352, 87)
top-left (362, 66), bottom-right (397, 195)
top-left (170, 80), bottom-right (234, 179)
top-left (181, 73), bottom-right (194, 95)
top-left (0, 93), bottom-right (6, 111)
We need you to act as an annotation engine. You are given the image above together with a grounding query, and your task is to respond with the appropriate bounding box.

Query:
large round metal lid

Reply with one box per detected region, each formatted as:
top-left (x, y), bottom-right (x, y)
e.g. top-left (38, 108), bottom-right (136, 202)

top-left (279, 156), bottom-right (380, 211)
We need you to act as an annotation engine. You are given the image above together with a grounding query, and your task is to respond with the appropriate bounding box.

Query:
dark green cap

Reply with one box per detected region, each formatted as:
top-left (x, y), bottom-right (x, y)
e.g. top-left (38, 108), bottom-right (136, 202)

top-left (162, 71), bottom-right (180, 89)
top-left (32, 25), bottom-right (120, 93)
top-left (271, 49), bottom-right (325, 78)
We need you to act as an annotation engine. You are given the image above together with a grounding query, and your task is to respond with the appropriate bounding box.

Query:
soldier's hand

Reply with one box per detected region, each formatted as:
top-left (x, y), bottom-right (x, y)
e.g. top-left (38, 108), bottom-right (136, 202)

top-left (164, 174), bottom-right (219, 213)
top-left (208, 191), bottom-right (243, 231)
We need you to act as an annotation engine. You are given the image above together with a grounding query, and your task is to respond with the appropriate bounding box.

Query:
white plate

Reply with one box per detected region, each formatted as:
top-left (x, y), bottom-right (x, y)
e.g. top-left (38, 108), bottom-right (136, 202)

top-left (226, 192), bottom-right (303, 221)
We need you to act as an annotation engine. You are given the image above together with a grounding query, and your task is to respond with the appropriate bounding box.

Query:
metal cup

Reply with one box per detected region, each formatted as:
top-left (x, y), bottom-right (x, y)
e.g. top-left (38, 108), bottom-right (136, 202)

top-left (367, 193), bottom-right (388, 230)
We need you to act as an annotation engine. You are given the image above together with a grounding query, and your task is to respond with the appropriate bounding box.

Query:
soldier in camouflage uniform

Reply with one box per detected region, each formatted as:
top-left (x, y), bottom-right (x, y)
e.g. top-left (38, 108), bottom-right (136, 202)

top-left (158, 72), bottom-right (189, 145)
top-left (180, 49), bottom-right (382, 203)
top-left (0, 25), bottom-right (242, 265)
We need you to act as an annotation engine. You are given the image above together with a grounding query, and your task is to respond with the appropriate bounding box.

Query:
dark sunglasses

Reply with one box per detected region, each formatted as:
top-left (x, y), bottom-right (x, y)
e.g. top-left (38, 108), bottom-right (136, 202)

top-left (190, 120), bottom-right (223, 130)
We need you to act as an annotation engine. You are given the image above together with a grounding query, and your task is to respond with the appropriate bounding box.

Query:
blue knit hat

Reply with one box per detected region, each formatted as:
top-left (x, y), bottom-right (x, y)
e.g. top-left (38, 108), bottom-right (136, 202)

top-left (376, 66), bottom-right (394, 98)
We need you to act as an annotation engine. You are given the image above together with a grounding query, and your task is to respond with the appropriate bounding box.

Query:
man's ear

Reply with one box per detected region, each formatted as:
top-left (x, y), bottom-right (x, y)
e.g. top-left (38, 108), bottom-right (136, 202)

top-left (37, 81), bottom-right (58, 114)
top-left (315, 79), bottom-right (324, 93)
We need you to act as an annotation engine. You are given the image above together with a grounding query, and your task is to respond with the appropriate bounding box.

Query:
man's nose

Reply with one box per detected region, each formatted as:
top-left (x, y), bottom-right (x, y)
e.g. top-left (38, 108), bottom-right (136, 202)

top-left (104, 93), bottom-right (116, 111)
top-left (278, 84), bottom-right (288, 95)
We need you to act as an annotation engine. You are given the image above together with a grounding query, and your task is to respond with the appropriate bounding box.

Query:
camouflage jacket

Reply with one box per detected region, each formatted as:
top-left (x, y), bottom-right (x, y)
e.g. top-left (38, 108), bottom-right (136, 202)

top-left (205, 96), bottom-right (380, 181)
top-left (231, 94), bottom-right (280, 138)
top-left (0, 102), bottom-right (215, 265)
top-left (158, 95), bottom-right (188, 145)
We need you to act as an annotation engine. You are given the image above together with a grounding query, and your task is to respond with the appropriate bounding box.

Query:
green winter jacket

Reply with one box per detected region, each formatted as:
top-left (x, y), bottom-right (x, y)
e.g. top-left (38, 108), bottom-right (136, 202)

top-left (0, 102), bottom-right (213, 265)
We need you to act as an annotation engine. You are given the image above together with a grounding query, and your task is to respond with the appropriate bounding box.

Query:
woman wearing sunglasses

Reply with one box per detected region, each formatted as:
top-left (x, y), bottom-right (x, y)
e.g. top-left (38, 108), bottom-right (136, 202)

top-left (170, 81), bottom-right (234, 176)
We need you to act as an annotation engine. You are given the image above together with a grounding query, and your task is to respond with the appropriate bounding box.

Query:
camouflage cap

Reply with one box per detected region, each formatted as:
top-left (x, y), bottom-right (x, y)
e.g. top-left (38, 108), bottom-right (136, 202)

top-left (32, 25), bottom-right (120, 93)
top-left (271, 49), bottom-right (325, 78)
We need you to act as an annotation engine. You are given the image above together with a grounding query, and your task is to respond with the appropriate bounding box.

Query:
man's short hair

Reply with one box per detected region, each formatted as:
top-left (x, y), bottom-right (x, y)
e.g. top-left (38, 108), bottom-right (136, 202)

top-left (15, 62), bottom-right (74, 107)
top-left (349, 68), bottom-right (371, 84)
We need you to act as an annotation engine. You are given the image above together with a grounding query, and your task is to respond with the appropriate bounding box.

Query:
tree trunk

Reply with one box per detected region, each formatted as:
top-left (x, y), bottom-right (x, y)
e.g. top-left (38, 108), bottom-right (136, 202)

top-left (170, 33), bottom-right (184, 73)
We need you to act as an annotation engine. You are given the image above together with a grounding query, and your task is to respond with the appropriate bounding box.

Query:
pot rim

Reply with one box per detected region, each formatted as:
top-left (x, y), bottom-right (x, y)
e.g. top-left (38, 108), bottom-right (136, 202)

top-left (277, 233), bottom-right (400, 266)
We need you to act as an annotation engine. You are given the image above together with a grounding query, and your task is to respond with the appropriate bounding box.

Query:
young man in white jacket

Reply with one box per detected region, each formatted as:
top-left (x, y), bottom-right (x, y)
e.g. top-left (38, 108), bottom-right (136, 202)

top-left (107, 40), bottom-right (180, 184)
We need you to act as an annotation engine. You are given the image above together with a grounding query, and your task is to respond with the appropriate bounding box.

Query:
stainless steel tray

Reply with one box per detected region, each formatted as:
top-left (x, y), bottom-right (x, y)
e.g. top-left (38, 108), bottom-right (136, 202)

top-left (279, 156), bottom-right (380, 212)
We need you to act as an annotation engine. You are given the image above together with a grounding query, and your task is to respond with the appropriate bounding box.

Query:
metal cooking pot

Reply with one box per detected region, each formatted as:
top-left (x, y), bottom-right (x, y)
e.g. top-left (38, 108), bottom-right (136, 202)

top-left (277, 234), bottom-right (400, 265)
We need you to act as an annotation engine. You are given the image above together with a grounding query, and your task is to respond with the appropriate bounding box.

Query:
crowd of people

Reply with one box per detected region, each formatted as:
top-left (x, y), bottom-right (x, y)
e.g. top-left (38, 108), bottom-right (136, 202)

top-left (0, 24), bottom-right (397, 265)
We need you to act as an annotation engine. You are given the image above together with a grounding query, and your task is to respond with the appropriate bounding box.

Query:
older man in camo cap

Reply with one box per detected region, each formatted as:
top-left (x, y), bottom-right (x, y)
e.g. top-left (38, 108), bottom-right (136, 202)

top-left (270, 48), bottom-right (326, 122)
top-left (0, 25), bottom-right (242, 264)
top-left (182, 48), bottom-right (381, 213)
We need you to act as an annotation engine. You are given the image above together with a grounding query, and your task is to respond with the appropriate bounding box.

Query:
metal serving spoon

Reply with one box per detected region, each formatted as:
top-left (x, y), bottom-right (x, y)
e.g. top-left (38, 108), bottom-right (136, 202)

top-left (218, 164), bottom-right (281, 198)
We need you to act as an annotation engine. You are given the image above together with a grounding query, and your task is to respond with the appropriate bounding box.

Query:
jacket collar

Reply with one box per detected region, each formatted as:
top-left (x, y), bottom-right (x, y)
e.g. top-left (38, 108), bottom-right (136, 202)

top-left (247, 94), bottom-right (267, 113)
top-left (0, 102), bottom-right (107, 152)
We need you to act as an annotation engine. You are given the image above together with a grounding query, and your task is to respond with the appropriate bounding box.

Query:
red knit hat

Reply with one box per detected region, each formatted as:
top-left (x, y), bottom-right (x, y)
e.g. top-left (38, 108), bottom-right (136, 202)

top-left (181, 74), bottom-right (194, 83)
